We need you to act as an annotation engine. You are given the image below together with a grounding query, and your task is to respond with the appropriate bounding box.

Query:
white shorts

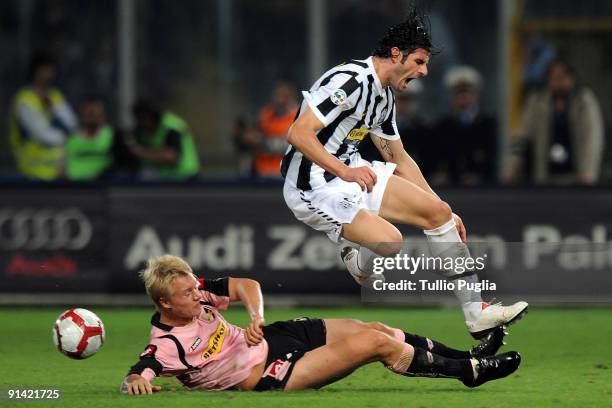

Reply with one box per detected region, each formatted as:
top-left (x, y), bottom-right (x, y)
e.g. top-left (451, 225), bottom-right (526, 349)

top-left (283, 157), bottom-right (397, 243)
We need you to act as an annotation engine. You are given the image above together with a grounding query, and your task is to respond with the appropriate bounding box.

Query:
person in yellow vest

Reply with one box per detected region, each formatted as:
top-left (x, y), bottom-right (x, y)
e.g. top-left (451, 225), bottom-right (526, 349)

top-left (66, 95), bottom-right (116, 181)
top-left (9, 54), bottom-right (77, 180)
top-left (127, 100), bottom-right (200, 181)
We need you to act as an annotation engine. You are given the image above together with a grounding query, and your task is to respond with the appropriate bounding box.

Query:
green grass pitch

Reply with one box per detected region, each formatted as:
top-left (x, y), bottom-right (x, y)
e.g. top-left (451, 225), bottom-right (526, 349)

top-left (1, 307), bottom-right (611, 407)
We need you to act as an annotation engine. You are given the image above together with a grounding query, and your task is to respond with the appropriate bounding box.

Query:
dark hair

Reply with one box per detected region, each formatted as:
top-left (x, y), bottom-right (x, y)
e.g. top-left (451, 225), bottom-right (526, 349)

top-left (546, 59), bottom-right (576, 80)
top-left (26, 53), bottom-right (56, 82)
top-left (373, 9), bottom-right (433, 58)
top-left (132, 99), bottom-right (161, 121)
top-left (80, 93), bottom-right (104, 105)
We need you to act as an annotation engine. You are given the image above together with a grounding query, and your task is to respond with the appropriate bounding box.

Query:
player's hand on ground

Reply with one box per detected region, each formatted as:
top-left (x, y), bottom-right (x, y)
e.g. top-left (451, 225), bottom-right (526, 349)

top-left (340, 166), bottom-right (377, 192)
top-left (124, 374), bottom-right (162, 395)
top-left (452, 213), bottom-right (467, 242)
top-left (244, 316), bottom-right (265, 347)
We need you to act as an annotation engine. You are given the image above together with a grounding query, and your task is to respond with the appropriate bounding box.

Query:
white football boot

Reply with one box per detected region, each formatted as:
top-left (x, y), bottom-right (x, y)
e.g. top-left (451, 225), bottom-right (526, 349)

top-left (341, 247), bottom-right (385, 289)
top-left (467, 301), bottom-right (529, 339)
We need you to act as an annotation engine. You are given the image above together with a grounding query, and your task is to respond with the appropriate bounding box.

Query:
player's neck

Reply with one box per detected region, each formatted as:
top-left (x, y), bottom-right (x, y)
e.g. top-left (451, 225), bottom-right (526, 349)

top-left (372, 56), bottom-right (391, 87)
top-left (159, 312), bottom-right (196, 327)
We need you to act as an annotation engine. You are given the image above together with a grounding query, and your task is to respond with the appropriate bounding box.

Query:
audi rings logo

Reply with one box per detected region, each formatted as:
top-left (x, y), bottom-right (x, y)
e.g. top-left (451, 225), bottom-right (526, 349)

top-left (0, 208), bottom-right (93, 250)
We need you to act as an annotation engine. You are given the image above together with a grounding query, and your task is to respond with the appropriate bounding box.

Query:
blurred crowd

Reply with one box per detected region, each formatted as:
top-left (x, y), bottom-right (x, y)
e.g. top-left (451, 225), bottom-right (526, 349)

top-left (8, 54), bottom-right (200, 182)
top-left (7, 53), bottom-right (606, 186)
top-left (234, 59), bottom-right (605, 186)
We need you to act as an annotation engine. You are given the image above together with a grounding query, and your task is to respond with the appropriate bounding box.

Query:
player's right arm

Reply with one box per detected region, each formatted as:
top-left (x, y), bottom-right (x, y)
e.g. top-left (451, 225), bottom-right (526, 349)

top-left (122, 373), bottom-right (162, 395)
top-left (288, 107), bottom-right (377, 192)
top-left (121, 344), bottom-right (164, 395)
top-left (199, 277), bottom-right (266, 346)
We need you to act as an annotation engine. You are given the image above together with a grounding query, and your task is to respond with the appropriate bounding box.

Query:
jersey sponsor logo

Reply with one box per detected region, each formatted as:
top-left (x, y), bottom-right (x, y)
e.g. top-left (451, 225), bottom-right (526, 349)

top-left (190, 337), bottom-right (202, 351)
top-left (346, 128), bottom-right (369, 142)
top-left (201, 322), bottom-right (227, 361)
top-left (263, 359), bottom-right (292, 381)
top-left (140, 344), bottom-right (157, 358)
top-left (330, 89), bottom-right (347, 106)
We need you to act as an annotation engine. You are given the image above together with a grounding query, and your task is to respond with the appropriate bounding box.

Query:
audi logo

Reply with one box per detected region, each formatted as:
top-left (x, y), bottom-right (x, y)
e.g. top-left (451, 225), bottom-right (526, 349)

top-left (0, 208), bottom-right (93, 250)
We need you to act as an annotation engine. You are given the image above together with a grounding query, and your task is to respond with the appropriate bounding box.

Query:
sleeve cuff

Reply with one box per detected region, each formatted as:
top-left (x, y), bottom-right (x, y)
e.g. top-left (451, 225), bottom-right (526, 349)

top-left (302, 91), bottom-right (330, 127)
top-left (140, 368), bottom-right (157, 381)
top-left (369, 129), bottom-right (400, 141)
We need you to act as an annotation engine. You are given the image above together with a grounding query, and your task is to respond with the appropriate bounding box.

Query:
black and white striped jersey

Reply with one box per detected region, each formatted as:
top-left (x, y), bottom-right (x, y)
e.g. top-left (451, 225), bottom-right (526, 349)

top-left (281, 56), bottom-right (400, 191)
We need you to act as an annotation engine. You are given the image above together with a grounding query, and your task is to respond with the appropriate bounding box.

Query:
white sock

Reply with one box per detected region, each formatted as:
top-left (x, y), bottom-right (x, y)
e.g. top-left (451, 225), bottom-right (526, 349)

top-left (424, 218), bottom-right (483, 322)
top-left (343, 245), bottom-right (373, 277)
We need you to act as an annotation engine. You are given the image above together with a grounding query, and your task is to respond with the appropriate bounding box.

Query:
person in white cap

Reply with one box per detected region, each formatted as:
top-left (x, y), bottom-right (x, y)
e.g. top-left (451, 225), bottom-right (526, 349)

top-left (429, 66), bottom-right (497, 185)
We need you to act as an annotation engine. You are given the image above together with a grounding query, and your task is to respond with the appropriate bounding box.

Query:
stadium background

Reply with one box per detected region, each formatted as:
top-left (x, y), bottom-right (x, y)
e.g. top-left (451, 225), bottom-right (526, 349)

top-left (0, 1), bottom-right (611, 407)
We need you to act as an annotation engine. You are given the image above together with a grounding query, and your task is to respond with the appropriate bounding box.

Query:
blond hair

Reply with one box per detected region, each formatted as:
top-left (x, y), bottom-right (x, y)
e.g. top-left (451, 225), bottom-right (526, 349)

top-left (139, 255), bottom-right (196, 309)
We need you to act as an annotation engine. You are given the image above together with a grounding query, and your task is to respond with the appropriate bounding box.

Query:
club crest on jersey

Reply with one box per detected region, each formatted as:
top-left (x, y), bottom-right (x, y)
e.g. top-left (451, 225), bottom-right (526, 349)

top-left (201, 306), bottom-right (215, 322)
top-left (330, 89), bottom-right (347, 106)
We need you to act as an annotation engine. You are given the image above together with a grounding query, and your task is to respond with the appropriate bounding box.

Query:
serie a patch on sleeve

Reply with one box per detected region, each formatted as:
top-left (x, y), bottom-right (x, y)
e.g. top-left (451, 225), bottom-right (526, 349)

top-left (139, 344), bottom-right (157, 358)
top-left (330, 89), bottom-right (347, 105)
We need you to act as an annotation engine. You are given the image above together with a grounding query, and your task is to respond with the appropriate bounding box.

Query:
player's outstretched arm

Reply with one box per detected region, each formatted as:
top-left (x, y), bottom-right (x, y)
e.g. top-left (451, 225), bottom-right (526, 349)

top-left (121, 374), bottom-right (162, 395)
top-left (228, 278), bottom-right (266, 346)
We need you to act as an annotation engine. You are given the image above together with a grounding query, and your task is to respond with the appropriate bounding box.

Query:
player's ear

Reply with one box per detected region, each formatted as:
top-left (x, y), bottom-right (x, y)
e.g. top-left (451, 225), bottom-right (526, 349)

top-left (158, 297), bottom-right (172, 310)
top-left (390, 47), bottom-right (401, 62)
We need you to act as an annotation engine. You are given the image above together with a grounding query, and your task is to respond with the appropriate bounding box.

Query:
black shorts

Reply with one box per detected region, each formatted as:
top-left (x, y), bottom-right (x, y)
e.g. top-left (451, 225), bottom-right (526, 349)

top-left (254, 317), bottom-right (326, 391)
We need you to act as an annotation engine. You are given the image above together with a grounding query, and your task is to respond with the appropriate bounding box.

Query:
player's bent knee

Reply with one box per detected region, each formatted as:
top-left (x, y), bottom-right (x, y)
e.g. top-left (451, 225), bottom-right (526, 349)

top-left (371, 227), bottom-right (403, 256)
top-left (374, 240), bottom-right (402, 257)
top-left (367, 321), bottom-right (389, 333)
top-left (360, 330), bottom-right (392, 357)
top-left (423, 200), bottom-right (452, 230)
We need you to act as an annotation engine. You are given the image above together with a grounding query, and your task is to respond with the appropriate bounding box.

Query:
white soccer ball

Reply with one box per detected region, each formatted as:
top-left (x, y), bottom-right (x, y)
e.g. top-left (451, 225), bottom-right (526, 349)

top-left (52, 308), bottom-right (105, 359)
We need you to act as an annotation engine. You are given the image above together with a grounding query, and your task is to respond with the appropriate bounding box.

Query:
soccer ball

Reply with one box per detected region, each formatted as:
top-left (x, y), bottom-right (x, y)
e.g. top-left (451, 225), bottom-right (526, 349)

top-left (52, 308), bottom-right (105, 359)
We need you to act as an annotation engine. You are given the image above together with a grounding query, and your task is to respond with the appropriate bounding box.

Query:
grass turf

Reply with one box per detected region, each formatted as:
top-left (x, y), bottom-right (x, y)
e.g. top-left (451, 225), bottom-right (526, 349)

top-left (0, 307), bottom-right (611, 408)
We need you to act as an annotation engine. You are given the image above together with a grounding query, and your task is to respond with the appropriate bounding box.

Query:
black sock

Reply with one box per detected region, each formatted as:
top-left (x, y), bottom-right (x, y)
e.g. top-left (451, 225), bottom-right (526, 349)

top-left (404, 348), bottom-right (473, 380)
top-left (404, 332), bottom-right (470, 359)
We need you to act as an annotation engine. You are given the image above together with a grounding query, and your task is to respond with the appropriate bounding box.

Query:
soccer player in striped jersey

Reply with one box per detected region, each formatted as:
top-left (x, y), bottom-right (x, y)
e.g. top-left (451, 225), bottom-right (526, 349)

top-left (121, 255), bottom-right (520, 394)
top-left (280, 10), bottom-right (527, 339)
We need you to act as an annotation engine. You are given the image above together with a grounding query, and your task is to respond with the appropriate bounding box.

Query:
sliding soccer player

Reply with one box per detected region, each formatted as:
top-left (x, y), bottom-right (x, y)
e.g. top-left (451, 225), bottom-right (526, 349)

top-left (121, 255), bottom-right (520, 394)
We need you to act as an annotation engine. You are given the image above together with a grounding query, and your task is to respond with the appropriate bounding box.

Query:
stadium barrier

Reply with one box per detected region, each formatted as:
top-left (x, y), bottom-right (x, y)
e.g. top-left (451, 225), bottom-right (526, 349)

top-left (1, 184), bottom-right (612, 305)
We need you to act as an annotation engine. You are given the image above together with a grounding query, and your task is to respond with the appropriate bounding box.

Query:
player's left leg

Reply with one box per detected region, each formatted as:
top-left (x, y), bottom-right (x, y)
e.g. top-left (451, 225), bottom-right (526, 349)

top-left (378, 174), bottom-right (528, 338)
top-left (324, 319), bottom-right (506, 359)
top-left (285, 327), bottom-right (520, 390)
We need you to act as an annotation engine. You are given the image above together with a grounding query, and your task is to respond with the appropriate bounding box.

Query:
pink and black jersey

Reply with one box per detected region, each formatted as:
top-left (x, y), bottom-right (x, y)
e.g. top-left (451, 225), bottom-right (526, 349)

top-left (128, 278), bottom-right (268, 390)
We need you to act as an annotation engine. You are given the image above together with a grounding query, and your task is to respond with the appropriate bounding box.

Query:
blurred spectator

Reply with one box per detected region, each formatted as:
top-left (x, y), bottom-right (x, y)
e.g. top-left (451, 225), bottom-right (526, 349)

top-left (521, 32), bottom-right (557, 92)
top-left (430, 66), bottom-right (497, 186)
top-left (66, 95), bottom-right (113, 181)
top-left (358, 80), bottom-right (432, 175)
top-left (66, 95), bottom-right (137, 181)
top-left (8, 54), bottom-right (77, 180)
top-left (232, 116), bottom-right (259, 178)
top-left (506, 59), bottom-right (604, 185)
top-left (253, 80), bottom-right (299, 178)
top-left (127, 100), bottom-right (200, 181)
